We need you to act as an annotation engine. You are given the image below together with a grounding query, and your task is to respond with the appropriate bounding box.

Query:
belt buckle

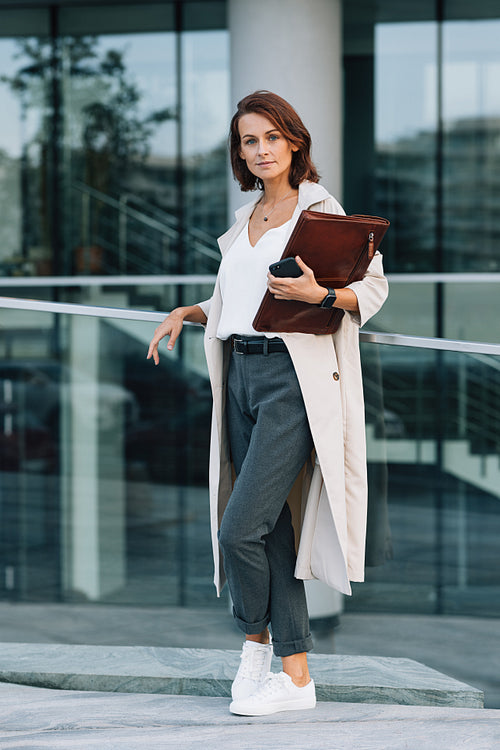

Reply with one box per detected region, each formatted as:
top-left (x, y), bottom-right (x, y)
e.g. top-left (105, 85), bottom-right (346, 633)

top-left (232, 336), bottom-right (246, 355)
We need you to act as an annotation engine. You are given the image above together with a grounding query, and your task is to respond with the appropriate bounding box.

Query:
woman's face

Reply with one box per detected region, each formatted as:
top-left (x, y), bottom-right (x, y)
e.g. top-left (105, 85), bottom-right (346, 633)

top-left (238, 112), bottom-right (298, 185)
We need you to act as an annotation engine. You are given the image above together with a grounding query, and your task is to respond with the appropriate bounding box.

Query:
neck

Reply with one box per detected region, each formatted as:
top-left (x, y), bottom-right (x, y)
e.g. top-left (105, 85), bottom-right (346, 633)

top-left (261, 177), bottom-right (294, 204)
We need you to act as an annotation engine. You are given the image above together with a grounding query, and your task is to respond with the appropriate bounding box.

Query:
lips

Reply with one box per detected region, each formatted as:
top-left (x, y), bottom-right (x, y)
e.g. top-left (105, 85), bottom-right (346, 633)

top-left (257, 161), bottom-right (275, 167)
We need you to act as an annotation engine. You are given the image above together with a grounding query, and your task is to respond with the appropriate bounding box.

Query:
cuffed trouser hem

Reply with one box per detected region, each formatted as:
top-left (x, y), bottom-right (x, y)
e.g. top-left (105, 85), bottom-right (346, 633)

top-left (233, 608), bottom-right (270, 635)
top-left (272, 634), bottom-right (314, 658)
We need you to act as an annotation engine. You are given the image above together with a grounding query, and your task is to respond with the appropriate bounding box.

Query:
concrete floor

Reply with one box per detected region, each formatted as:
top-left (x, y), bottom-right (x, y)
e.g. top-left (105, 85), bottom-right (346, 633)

top-left (0, 682), bottom-right (499, 750)
top-left (0, 602), bottom-right (498, 708)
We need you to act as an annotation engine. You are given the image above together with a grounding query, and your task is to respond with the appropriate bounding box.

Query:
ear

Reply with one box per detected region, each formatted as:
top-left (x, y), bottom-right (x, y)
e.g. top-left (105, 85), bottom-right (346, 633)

top-left (291, 144), bottom-right (299, 153)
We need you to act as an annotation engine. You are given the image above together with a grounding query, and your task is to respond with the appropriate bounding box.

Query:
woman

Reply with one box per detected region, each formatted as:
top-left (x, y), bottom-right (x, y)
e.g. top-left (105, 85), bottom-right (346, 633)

top-left (148, 91), bottom-right (388, 716)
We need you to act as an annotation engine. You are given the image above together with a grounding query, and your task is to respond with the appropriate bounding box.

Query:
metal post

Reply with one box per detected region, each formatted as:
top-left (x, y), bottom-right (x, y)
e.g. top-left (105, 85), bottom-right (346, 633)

top-left (434, 0), bottom-right (445, 615)
top-left (118, 195), bottom-right (128, 274)
top-left (175, 0), bottom-right (187, 607)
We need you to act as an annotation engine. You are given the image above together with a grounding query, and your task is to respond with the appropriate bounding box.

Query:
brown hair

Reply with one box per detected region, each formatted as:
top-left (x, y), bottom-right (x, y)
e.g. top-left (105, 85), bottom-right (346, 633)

top-left (229, 90), bottom-right (320, 191)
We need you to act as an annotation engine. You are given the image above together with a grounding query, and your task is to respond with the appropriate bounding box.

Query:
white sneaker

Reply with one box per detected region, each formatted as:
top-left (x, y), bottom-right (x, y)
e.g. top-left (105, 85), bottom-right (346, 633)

top-left (230, 671), bottom-right (316, 716)
top-left (231, 641), bottom-right (273, 700)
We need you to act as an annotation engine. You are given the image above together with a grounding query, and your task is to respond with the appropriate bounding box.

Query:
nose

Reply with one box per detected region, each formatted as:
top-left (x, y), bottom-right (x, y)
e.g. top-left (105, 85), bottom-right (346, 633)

top-left (257, 139), bottom-right (269, 155)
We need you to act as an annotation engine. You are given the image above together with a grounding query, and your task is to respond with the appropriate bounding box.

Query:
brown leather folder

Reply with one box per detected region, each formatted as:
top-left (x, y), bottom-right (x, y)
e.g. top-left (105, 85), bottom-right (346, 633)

top-left (252, 210), bottom-right (390, 335)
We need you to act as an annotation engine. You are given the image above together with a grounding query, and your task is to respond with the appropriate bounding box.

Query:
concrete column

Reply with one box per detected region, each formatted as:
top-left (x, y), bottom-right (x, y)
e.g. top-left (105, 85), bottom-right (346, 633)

top-left (228, 0), bottom-right (343, 216)
top-left (228, 0), bottom-right (344, 621)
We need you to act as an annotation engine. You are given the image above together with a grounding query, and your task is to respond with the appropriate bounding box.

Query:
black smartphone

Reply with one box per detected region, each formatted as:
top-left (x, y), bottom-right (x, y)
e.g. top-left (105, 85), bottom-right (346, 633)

top-left (269, 257), bottom-right (303, 278)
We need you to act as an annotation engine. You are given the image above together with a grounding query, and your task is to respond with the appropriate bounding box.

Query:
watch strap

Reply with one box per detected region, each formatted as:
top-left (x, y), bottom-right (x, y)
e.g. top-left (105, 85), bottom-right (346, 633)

top-left (320, 288), bottom-right (337, 309)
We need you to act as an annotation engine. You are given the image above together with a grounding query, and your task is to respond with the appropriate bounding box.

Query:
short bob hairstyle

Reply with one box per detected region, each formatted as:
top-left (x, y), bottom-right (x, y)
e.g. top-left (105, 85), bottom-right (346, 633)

top-left (229, 90), bottom-right (320, 191)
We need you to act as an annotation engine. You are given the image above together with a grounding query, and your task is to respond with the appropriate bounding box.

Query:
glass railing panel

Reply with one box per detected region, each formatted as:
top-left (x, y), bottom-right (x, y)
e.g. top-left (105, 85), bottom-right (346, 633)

top-left (0, 306), bottom-right (219, 608)
top-left (1, 301), bottom-right (499, 622)
top-left (369, 277), bottom-right (500, 343)
top-left (358, 341), bottom-right (500, 616)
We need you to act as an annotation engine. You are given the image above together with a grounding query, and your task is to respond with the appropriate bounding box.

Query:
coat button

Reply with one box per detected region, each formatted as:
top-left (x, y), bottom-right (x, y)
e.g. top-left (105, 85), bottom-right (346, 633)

top-left (332, 372), bottom-right (340, 381)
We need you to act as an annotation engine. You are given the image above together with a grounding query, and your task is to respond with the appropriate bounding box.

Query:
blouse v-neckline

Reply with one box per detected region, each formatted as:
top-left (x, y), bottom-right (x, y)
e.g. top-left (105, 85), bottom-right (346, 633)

top-left (247, 218), bottom-right (292, 249)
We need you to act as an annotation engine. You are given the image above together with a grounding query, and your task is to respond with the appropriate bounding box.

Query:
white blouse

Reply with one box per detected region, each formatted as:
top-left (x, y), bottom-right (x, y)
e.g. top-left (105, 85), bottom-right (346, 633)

top-left (216, 219), bottom-right (292, 340)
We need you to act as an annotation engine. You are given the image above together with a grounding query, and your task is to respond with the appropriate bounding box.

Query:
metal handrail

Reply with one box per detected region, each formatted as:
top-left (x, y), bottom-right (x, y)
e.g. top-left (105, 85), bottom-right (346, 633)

top-left (124, 190), bottom-right (218, 248)
top-left (74, 181), bottom-right (179, 240)
top-left (360, 331), bottom-right (500, 356)
top-left (2, 272), bottom-right (500, 288)
top-left (73, 181), bottom-right (221, 264)
top-left (1, 295), bottom-right (500, 356)
top-left (0, 275), bottom-right (217, 288)
top-left (385, 273), bottom-right (500, 283)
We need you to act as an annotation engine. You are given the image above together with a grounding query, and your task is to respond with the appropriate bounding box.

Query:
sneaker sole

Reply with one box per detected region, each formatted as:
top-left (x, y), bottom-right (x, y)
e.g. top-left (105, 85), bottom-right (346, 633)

top-left (229, 698), bottom-right (316, 716)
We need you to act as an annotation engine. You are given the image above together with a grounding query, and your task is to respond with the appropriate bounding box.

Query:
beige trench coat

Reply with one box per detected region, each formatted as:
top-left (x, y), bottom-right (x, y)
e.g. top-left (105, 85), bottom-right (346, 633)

top-left (198, 181), bottom-right (388, 596)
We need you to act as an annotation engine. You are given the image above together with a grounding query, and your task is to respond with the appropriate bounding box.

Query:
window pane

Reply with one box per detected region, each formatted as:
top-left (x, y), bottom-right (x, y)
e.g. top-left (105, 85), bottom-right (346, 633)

top-left (61, 31), bottom-right (178, 276)
top-left (0, 3), bottom-right (228, 293)
top-left (344, 2), bottom-right (500, 275)
top-left (442, 20), bottom-right (500, 271)
top-left (182, 28), bottom-right (229, 265)
top-left (373, 22), bottom-right (439, 272)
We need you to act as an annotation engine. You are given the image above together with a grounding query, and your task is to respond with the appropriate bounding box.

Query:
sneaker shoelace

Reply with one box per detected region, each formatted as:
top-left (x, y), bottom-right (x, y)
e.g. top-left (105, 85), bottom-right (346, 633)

top-left (255, 671), bottom-right (290, 698)
top-left (238, 643), bottom-right (269, 681)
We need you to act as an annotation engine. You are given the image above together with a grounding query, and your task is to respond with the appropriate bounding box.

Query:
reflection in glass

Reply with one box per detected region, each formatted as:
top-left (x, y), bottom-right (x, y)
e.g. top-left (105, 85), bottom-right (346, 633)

top-left (373, 22), bottom-right (438, 272)
top-left (0, 4), bottom-right (229, 288)
top-left (1, 307), bottom-right (499, 617)
top-left (182, 29), bottom-right (229, 258)
top-left (442, 20), bottom-right (500, 271)
top-left (0, 35), bottom-right (53, 277)
top-left (0, 308), bottom-right (213, 606)
top-left (62, 32), bottom-right (178, 276)
top-left (344, 3), bottom-right (500, 277)
top-left (357, 342), bottom-right (500, 616)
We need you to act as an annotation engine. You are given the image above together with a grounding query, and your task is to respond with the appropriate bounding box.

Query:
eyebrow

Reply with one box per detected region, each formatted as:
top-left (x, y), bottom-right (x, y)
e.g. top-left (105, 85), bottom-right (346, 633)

top-left (241, 129), bottom-right (280, 139)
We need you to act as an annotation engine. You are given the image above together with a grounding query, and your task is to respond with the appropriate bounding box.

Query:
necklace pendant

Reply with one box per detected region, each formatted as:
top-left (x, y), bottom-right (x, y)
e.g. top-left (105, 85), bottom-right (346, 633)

top-left (263, 216), bottom-right (268, 221)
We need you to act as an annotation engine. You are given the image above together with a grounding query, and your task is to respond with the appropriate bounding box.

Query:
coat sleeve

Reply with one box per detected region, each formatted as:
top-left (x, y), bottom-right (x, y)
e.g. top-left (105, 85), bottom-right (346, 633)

top-left (346, 252), bottom-right (388, 328)
top-left (197, 296), bottom-right (213, 319)
top-left (312, 195), bottom-right (388, 327)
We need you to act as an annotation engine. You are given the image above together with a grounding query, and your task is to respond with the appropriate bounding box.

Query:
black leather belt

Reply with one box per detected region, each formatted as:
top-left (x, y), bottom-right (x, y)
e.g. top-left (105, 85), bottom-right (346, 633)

top-left (230, 335), bottom-right (287, 355)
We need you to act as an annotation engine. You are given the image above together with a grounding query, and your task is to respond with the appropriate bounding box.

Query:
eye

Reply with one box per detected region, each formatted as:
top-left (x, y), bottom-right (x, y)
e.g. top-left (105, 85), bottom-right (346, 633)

top-left (269, 134), bottom-right (279, 141)
top-left (244, 138), bottom-right (256, 145)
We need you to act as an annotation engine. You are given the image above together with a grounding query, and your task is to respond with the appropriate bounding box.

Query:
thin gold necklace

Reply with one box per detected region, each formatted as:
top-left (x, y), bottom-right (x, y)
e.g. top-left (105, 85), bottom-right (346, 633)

top-left (260, 189), bottom-right (294, 221)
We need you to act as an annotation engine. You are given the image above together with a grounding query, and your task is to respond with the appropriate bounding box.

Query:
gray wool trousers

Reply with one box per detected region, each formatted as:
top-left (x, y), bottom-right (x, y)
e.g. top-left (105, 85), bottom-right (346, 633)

top-left (218, 343), bottom-right (314, 657)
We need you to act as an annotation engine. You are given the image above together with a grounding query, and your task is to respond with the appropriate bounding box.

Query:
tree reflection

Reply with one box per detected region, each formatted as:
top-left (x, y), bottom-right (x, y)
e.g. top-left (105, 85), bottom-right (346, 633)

top-left (1, 36), bottom-right (174, 275)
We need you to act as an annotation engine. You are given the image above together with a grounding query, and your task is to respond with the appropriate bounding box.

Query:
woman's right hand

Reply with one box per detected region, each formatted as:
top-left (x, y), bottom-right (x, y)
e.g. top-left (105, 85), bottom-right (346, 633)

top-left (147, 308), bottom-right (186, 365)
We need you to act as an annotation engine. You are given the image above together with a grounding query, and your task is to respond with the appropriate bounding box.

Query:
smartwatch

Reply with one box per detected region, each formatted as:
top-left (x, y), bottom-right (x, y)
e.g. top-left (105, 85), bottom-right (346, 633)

top-left (320, 288), bottom-right (337, 309)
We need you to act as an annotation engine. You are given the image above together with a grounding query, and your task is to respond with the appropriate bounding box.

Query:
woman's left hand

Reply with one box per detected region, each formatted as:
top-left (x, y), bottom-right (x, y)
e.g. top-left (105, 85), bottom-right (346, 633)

top-left (267, 256), bottom-right (327, 305)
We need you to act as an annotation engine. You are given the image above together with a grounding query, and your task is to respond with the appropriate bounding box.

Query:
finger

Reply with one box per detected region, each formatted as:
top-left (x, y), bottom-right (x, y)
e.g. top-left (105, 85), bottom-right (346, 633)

top-left (295, 255), bottom-right (313, 276)
top-left (269, 285), bottom-right (291, 299)
top-left (268, 281), bottom-right (287, 295)
top-left (147, 343), bottom-right (160, 365)
top-left (166, 328), bottom-right (180, 351)
top-left (147, 330), bottom-right (164, 353)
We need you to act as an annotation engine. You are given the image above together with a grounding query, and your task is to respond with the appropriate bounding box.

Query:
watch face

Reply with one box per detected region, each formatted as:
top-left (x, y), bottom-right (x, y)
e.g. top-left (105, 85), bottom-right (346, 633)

top-left (321, 290), bottom-right (336, 308)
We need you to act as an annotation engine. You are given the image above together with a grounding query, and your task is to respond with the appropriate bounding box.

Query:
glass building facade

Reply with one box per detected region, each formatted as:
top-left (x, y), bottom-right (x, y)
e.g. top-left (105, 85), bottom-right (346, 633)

top-left (0, 2), bottom-right (228, 302)
top-left (0, 0), bottom-right (499, 658)
top-left (344, 2), bottom-right (500, 274)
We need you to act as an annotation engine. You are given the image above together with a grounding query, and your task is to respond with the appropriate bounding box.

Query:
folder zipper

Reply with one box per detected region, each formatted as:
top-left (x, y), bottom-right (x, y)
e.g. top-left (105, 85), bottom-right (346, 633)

top-left (368, 231), bottom-right (375, 259)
